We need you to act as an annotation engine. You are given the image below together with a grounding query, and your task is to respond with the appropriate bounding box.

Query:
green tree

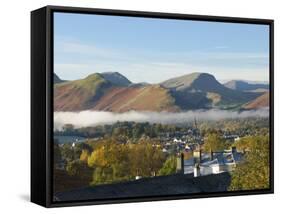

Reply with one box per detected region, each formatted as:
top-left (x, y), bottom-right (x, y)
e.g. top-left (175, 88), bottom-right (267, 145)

top-left (229, 135), bottom-right (270, 191)
top-left (65, 160), bottom-right (93, 185)
top-left (158, 156), bottom-right (177, 176)
top-left (60, 144), bottom-right (74, 161)
top-left (53, 142), bottom-right (62, 164)
top-left (204, 132), bottom-right (228, 152)
top-left (130, 140), bottom-right (165, 177)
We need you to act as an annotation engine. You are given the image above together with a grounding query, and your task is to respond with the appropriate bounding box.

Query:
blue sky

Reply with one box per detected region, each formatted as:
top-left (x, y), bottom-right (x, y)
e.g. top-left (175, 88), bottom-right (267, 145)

top-left (54, 12), bottom-right (269, 83)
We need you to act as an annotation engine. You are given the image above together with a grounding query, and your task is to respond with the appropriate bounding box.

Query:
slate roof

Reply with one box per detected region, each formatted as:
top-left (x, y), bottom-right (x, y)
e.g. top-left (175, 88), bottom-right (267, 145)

top-left (184, 151), bottom-right (243, 166)
top-left (54, 172), bottom-right (231, 202)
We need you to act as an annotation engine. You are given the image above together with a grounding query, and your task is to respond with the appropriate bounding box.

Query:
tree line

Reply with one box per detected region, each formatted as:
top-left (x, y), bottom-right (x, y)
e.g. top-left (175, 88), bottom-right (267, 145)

top-left (54, 137), bottom-right (177, 189)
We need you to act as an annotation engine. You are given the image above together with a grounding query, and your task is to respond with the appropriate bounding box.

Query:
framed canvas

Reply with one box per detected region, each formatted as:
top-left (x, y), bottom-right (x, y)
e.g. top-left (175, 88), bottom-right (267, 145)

top-left (31, 5), bottom-right (274, 207)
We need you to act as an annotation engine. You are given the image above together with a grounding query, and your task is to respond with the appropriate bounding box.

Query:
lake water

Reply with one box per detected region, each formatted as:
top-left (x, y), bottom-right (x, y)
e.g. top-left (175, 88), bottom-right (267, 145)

top-left (54, 135), bottom-right (86, 144)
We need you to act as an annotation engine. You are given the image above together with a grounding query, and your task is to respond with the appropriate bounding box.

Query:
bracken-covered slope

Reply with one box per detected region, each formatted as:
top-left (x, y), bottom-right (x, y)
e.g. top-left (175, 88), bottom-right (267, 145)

top-left (92, 85), bottom-right (179, 112)
top-left (54, 73), bottom-right (112, 111)
top-left (243, 92), bottom-right (269, 109)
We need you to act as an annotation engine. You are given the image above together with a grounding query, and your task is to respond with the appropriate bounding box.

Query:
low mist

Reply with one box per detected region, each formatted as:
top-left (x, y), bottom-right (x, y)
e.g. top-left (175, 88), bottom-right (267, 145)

top-left (54, 109), bottom-right (269, 130)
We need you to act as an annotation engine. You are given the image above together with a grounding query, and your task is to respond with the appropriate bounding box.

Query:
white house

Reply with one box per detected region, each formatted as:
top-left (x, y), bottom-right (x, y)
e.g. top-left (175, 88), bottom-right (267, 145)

top-left (173, 138), bottom-right (182, 143)
top-left (183, 147), bottom-right (243, 177)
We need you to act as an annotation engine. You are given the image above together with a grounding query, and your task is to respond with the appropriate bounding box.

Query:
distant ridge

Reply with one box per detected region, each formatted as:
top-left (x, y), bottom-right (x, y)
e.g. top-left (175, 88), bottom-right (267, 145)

top-left (243, 92), bottom-right (269, 109)
top-left (224, 80), bottom-right (269, 91)
top-left (54, 73), bottom-right (65, 84)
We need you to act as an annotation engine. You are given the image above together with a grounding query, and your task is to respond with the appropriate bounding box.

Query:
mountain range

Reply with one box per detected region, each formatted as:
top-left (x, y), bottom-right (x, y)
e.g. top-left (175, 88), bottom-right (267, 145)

top-left (224, 80), bottom-right (269, 92)
top-left (54, 72), bottom-right (269, 112)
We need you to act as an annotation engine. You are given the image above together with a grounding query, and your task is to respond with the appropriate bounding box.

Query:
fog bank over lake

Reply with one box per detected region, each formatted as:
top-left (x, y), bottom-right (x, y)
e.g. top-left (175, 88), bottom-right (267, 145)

top-left (54, 109), bottom-right (269, 130)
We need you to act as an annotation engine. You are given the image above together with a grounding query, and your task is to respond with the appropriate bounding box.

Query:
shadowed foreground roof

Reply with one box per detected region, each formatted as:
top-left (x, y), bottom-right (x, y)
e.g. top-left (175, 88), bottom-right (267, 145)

top-left (54, 172), bottom-right (231, 202)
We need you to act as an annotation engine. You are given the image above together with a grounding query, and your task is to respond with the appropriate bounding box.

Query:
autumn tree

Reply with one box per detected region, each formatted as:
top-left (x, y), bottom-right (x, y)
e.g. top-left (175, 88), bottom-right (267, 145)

top-left (204, 132), bottom-right (229, 152)
top-left (88, 139), bottom-right (132, 185)
top-left (129, 140), bottom-right (165, 177)
top-left (80, 149), bottom-right (90, 163)
top-left (87, 139), bottom-right (166, 185)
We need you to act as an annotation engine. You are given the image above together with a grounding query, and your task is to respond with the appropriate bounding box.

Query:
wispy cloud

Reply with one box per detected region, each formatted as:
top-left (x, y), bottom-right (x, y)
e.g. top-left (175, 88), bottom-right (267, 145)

top-left (55, 40), bottom-right (130, 61)
top-left (56, 39), bottom-right (268, 61)
top-left (54, 39), bottom-right (269, 83)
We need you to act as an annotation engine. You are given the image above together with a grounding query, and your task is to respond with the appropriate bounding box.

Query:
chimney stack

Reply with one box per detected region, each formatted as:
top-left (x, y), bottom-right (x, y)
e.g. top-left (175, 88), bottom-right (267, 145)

top-left (194, 163), bottom-right (200, 177)
top-left (176, 153), bottom-right (184, 174)
top-left (193, 149), bottom-right (201, 164)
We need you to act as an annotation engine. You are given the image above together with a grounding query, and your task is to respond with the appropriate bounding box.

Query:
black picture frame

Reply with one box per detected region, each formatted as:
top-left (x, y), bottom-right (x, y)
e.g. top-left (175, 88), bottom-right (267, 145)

top-left (31, 5), bottom-right (274, 208)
